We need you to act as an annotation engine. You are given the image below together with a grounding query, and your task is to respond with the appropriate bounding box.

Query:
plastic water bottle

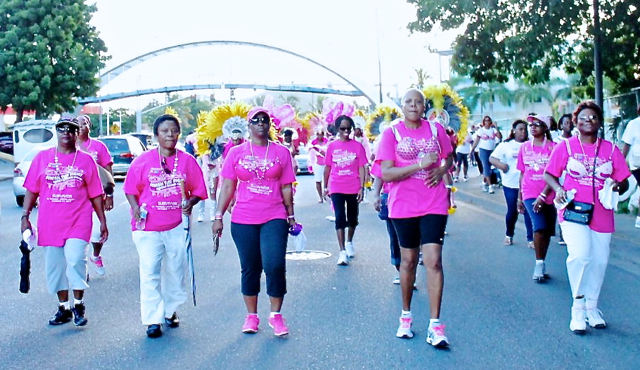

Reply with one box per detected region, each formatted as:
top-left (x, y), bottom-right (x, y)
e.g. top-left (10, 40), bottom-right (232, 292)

top-left (554, 189), bottom-right (577, 209)
top-left (137, 203), bottom-right (148, 230)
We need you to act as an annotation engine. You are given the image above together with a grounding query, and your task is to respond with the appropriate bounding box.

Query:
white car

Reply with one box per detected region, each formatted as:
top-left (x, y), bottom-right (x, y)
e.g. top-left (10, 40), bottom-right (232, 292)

top-left (295, 146), bottom-right (310, 174)
top-left (13, 146), bottom-right (53, 207)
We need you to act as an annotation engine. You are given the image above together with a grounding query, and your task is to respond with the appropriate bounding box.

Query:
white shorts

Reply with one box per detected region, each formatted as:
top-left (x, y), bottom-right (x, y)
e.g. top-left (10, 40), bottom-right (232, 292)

top-left (313, 165), bottom-right (325, 183)
top-left (44, 239), bottom-right (89, 294)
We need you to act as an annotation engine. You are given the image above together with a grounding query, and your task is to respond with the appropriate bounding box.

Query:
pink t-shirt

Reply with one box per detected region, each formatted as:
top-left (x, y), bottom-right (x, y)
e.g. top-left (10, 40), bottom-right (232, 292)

top-left (545, 137), bottom-right (631, 233)
top-left (370, 160), bottom-right (391, 193)
top-left (325, 139), bottom-right (367, 195)
top-left (78, 137), bottom-right (113, 168)
top-left (23, 148), bottom-right (104, 247)
top-left (222, 139), bottom-right (246, 159)
top-left (221, 141), bottom-right (296, 224)
top-left (310, 138), bottom-right (329, 166)
top-left (124, 149), bottom-right (208, 232)
top-left (517, 139), bottom-right (556, 203)
top-left (375, 120), bottom-right (453, 218)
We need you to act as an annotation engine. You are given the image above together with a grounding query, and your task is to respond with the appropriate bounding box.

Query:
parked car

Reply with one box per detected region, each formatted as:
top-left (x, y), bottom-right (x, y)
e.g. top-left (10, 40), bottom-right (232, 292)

top-left (295, 146), bottom-right (310, 174)
top-left (98, 135), bottom-right (146, 177)
top-left (0, 132), bottom-right (13, 155)
top-left (129, 133), bottom-right (152, 150)
top-left (12, 120), bottom-right (56, 164)
top-left (13, 145), bottom-right (53, 207)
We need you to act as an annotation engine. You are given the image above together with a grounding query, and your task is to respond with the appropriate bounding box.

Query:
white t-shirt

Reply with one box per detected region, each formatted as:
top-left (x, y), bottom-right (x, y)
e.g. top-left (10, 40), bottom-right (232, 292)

top-left (490, 140), bottom-right (524, 189)
top-left (622, 117), bottom-right (640, 163)
top-left (457, 133), bottom-right (472, 154)
top-left (473, 127), bottom-right (499, 151)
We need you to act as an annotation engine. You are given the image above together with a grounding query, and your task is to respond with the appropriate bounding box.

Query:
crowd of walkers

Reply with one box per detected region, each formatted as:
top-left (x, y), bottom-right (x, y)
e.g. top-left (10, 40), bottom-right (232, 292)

top-left (17, 92), bottom-right (640, 348)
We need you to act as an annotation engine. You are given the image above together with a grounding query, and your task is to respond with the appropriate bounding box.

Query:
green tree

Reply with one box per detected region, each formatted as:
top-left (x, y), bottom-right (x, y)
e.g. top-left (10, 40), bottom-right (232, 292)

top-left (458, 82), bottom-right (512, 117)
top-left (514, 80), bottom-right (554, 113)
top-left (0, 0), bottom-right (109, 122)
top-left (411, 68), bottom-right (430, 89)
top-left (406, 0), bottom-right (640, 93)
top-left (278, 94), bottom-right (300, 110)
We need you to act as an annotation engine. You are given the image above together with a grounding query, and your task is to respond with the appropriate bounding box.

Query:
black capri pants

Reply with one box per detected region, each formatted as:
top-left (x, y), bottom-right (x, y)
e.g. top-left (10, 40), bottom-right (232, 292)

top-left (392, 214), bottom-right (448, 249)
top-left (331, 193), bottom-right (359, 230)
top-left (230, 219), bottom-right (289, 297)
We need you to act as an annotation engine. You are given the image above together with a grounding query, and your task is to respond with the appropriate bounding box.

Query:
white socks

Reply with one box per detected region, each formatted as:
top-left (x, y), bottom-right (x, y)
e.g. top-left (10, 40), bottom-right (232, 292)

top-left (401, 311), bottom-right (411, 319)
top-left (429, 319), bottom-right (440, 328)
top-left (59, 301), bottom-right (70, 309)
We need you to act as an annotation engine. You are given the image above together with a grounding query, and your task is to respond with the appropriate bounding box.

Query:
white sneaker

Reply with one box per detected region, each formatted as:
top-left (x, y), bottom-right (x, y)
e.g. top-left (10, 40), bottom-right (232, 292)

top-left (635, 216), bottom-right (640, 229)
top-left (482, 183), bottom-right (489, 192)
top-left (427, 323), bottom-right (449, 347)
top-left (488, 185), bottom-right (495, 194)
top-left (532, 261), bottom-right (545, 282)
top-left (326, 215), bottom-right (336, 222)
top-left (197, 213), bottom-right (204, 222)
top-left (345, 241), bottom-right (355, 258)
top-left (586, 307), bottom-right (606, 328)
top-left (570, 305), bottom-right (587, 334)
top-left (337, 250), bottom-right (349, 266)
top-left (396, 317), bottom-right (414, 339)
top-left (392, 272), bottom-right (400, 285)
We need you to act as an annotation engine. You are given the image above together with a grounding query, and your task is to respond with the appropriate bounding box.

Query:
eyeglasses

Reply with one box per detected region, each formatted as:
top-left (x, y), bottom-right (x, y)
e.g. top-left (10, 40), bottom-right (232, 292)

top-left (339, 127), bottom-right (352, 131)
top-left (56, 126), bottom-right (77, 133)
top-left (578, 114), bottom-right (598, 122)
top-left (250, 117), bottom-right (270, 125)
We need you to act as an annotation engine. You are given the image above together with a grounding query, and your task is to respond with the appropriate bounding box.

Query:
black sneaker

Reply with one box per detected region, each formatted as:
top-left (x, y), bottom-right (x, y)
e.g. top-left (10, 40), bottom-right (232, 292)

top-left (165, 312), bottom-right (180, 328)
top-left (71, 303), bottom-right (88, 326)
top-left (146, 324), bottom-right (162, 338)
top-left (49, 306), bottom-right (73, 325)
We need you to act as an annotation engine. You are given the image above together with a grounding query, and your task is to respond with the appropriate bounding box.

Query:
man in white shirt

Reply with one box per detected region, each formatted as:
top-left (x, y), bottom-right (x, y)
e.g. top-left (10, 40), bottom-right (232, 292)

top-left (621, 104), bottom-right (640, 228)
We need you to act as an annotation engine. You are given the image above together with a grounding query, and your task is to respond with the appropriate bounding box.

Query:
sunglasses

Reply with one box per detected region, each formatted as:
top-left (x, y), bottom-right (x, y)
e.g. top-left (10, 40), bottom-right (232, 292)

top-left (250, 117), bottom-right (270, 125)
top-left (530, 122), bottom-right (545, 127)
top-left (578, 114), bottom-right (598, 122)
top-left (56, 126), bottom-right (77, 133)
top-left (339, 127), bottom-right (352, 131)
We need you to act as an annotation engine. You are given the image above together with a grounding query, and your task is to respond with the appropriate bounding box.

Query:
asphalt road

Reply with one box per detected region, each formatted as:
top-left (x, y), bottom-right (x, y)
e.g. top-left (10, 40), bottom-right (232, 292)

top-left (0, 175), bottom-right (639, 370)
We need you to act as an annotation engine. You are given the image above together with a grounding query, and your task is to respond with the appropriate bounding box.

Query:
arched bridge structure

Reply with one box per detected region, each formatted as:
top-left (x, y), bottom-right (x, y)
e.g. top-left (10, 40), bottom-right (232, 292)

top-left (92, 40), bottom-right (397, 107)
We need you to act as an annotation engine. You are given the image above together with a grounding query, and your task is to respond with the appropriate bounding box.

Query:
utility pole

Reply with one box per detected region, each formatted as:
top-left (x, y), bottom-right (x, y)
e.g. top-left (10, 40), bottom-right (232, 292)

top-left (593, 0), bottom-right (603, 110)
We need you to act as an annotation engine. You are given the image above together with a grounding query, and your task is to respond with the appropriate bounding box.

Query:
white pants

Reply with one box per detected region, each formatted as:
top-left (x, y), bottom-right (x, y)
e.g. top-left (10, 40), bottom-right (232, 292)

top-left (90, 212), bottom-right (101, 244)
top-left (132, 224), bottom-right (187, 325)
top-left (44, 239), bottom-right (89, 294)
top-left (313, 165), bottom-right (325, 183)
top-left (560, 221), bottom-right (611, 301)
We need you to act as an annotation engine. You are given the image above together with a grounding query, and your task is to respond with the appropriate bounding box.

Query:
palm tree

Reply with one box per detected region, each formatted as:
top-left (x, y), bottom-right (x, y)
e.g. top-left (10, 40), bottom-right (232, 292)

top-left (514, 80), bottom-right (554, 113)
top-left (251, 95), bottom-right (266, 107)
top-left (279, 94), bottom-right (300, 110)
top-left (458, 82), bottom-right (512, 117)
top-left (411, 68), bottom-right (430, 89)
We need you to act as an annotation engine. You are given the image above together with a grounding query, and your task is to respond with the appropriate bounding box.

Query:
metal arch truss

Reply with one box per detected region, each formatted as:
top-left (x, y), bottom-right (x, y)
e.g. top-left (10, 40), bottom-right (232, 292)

top-left (78, 84), bottom-right (364, 104)
top-left (94, 40), bottom-right (375, 104)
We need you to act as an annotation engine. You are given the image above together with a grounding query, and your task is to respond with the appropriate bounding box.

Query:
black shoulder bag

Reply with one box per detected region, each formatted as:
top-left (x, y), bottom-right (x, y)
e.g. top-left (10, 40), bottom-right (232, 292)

top-left (563, 139), bottom-right (599, 225)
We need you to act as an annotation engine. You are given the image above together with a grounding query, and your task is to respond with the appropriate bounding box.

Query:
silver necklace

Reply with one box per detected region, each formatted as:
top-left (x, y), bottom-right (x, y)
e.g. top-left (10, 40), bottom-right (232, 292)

top-left (158, 148), bottom-right (179, 175)
top-left (246, 141), bottom-right (272, 180)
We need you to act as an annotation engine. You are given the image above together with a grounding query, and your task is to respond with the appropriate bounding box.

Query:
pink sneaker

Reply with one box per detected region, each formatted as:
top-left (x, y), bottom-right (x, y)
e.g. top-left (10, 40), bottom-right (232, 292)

top-left (268, 314), bottom-right (289, 336)
top-left (242, 314), bottom-right (259, 334)
top-left (90, 256), bottom-right (105, 276)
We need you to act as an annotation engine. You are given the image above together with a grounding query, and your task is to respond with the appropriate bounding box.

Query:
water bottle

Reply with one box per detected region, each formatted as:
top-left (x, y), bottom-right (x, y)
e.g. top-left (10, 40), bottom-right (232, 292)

top-left (136, 203), bottom-right (148, 230)
top-left (554, 189), bottom-right (577, 209)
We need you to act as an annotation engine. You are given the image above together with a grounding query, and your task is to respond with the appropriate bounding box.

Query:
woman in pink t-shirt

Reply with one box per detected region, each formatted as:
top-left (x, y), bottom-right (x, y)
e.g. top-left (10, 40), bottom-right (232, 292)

top-left (309, 130), bottom-right (329, 202)
top-left (517, 115), bottom-right (556, 282)
top-left (76, 114), bottom-right (114, 276)
top-left (545, 101), bottom-right (631, 334)
top-left (124, 114), bottom-right (207, 338)
top-left (212, 108), bottom-right (296, 337)
top-left (323, 115), bottom-right (368, 266)
top-left (21, 117), bottom-right (107, 328)
top-left (375, 89), bottom-right (453, 347)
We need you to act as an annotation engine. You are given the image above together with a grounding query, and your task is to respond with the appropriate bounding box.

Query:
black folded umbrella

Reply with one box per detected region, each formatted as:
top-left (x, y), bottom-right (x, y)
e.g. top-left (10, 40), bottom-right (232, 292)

top-left (19, 240), bottom-right (31, 294)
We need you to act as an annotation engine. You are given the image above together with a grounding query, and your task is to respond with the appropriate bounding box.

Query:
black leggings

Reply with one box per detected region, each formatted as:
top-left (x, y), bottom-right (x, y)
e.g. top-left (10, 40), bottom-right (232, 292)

top-left (331, 193), bottom-right (359, 230)
top-left (230, 219), bottom-right (289, 297)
